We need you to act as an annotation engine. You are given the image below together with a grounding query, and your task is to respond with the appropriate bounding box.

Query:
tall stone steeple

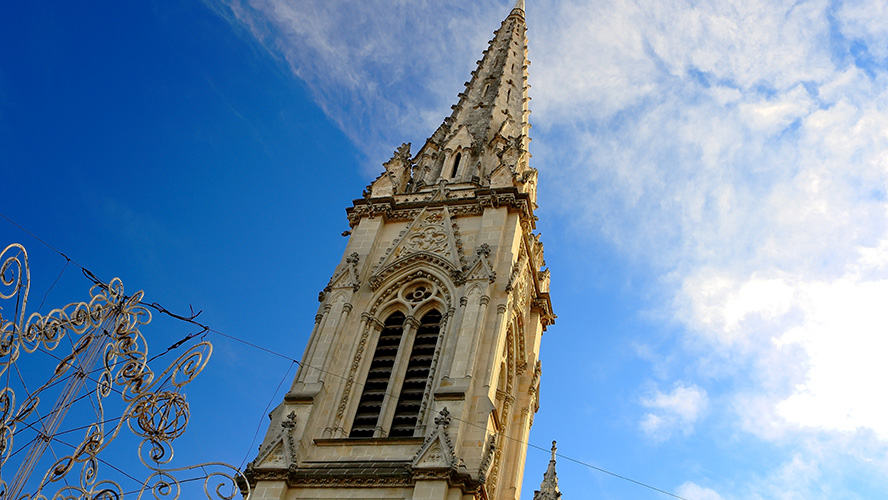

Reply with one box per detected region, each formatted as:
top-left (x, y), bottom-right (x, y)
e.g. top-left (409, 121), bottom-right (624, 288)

top-left (368, 0), bottom-right (537, 206)
top-left (243, 2), bottom-right (554, 499)
top-left (533, 441), bottom-right (563, 500)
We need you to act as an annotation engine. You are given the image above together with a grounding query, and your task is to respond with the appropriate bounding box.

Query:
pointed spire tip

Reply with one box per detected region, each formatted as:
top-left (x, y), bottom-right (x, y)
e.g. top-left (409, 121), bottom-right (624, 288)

top-left (513, 0), bottom-right (525, 12)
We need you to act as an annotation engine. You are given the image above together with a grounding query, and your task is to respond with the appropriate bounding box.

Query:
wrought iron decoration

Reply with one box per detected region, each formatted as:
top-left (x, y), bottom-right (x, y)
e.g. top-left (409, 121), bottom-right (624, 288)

top-left (0, 243), bottom-right (250, 499)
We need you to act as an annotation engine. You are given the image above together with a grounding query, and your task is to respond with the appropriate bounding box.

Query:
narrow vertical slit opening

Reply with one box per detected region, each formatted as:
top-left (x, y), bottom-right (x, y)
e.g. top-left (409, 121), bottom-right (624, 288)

top-left (450, 153), bottom-right (462, 178)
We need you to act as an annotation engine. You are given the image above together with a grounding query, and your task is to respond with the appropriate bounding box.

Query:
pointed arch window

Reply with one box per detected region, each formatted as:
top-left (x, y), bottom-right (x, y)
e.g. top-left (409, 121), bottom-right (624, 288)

top-left (450, 152), bottom-right (462, 178)
top-left (350, 309), bottom-right (443, 438)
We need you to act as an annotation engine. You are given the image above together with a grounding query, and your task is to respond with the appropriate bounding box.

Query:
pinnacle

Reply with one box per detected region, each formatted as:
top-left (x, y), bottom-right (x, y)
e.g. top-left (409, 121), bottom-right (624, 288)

top-left (533, 440), bottom-right (562, 500)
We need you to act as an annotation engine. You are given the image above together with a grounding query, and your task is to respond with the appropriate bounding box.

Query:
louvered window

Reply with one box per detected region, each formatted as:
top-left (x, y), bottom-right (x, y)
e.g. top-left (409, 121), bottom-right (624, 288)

top-left (349, 312), bottom-right (406, 438)
top-left (389, 310), bottom-right (441, 437)
top-left (349, 309), bottom-right (442, 438)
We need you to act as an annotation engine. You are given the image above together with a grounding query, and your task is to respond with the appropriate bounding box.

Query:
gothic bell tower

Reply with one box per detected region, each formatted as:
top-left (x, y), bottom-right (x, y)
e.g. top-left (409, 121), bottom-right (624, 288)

top-left (243, 2), bottom-right (554, 498)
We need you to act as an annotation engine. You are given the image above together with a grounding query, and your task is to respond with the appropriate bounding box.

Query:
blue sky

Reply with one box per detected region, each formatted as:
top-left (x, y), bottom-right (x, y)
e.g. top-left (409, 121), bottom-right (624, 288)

top-left (3, 0), bottom-right (888, 499)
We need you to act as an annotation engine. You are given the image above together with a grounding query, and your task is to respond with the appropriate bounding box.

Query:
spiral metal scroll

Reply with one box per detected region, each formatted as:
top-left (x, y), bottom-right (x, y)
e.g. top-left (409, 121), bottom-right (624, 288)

top-left (0, 244), bottom-right (250, 499)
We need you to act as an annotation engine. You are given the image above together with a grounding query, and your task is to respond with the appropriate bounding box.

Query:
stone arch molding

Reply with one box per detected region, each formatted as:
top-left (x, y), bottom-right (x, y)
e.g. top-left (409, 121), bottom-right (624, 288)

top-left (369, 267), bottom-right (454, 319)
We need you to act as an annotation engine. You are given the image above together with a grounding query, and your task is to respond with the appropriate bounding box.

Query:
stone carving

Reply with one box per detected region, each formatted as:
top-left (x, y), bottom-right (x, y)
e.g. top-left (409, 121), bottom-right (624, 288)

top-left (321, 252), bottom-right (362, 301)
top-left (515, 315), bottom-right (527, 374)
top-left (537, 267), bottom-right (551, 294)
top-left (347, 191), bottom-right (533, 229)
top-left (370, 270), bottom-right (452, 315)
top-left (370, 207), bottom-right (465, 288)
top-left (370, 254), bottom-right (461, 292)
top-left (411, 408), bottom-right (457, 470)
top-left (529, 360), bottom-right (542, 413)
top-left (404, 283), bottom-right (433, 303)
top-left (479, 434), bottom-right (497, 482)
top-left (254, 410), bottom-right (299, 468)
top-left (282, 411), bottom-right (299, 462)
top-left (258, 443), bottom-right (285, 467)
top-left (417, 443), bottom-right (445, 466)
top-left (335, 318), bottom-right (375, 421)
top-left (506, 246), bottom-right (526, 291)
top-left (404, 226), bottom-right (448, 254)
top-left (465, 243), bottom-right (497, 283)
top-left (365, 142), bottom-right (415, 197)
top-left (512, 269), bottom-right (530, 313)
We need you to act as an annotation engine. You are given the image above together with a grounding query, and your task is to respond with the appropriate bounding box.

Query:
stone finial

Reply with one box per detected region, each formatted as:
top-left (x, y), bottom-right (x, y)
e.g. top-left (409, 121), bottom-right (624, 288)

top-left (434, 407), bottom-right (451, 428)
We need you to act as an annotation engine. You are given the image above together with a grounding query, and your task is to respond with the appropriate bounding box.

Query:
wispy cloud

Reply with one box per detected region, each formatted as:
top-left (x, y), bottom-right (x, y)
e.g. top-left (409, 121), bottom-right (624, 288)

top-left (208, 0), bottom-right (888, 495)
top-left (676, 482), bottom-right (724, 500)
top-left (210, 0), bottom-right (506, 170)
top-left (640, 382), bottom-right (708, 439)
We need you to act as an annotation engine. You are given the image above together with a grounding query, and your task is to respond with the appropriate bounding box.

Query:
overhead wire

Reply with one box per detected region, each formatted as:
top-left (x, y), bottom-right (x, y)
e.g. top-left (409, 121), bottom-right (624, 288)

top-left (51, 434), bottom-right (144, 486)
top-left (201, 322), bottom-right (693, 500)
top-left (0, 210), bottom-right (694, 500)
top-left (238, 361), bottom-right (295, 472)
top-left (37, 258), bottom-right (69, 312)
top-left (136, 298), bottom-right (693, 500)
top-left (11, 358), bottom-right (72, 489)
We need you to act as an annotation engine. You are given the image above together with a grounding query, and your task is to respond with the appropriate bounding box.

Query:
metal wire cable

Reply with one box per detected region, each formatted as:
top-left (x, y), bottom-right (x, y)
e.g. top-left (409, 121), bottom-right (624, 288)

top-left (37, 258), bottom-right (69, 312)
top-left (0, 210), bottom-right (694, 500)
top-left (238, 361), bottom-right (295, 472)
top-left (209, 327), bottom-right (690, 500)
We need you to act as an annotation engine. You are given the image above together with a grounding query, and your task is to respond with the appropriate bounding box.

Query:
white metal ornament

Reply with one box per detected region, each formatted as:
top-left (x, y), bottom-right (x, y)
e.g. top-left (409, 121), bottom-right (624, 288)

top-left (0, 243), bottom-right (250, 500)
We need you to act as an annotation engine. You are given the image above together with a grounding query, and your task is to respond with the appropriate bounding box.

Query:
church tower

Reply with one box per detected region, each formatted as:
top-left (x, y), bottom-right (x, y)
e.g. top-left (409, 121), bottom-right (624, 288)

top-left (243, 2), bottom-right (554, 499)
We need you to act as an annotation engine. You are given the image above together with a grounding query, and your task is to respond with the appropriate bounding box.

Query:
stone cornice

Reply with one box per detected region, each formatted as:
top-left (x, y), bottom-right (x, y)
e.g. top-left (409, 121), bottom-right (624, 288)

top-left (347, 187), bottom-right (536, 230)
top-left (242, 459), bottom-right (484, 493)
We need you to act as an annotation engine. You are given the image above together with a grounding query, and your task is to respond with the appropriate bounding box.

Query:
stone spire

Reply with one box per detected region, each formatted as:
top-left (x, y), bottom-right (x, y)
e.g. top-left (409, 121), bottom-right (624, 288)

top-left (419, 1), bottom-right (531, 183)
top-left (533, 441), bottom-right (563, 500)
top-left (367, 2), bottom-right (537, 202)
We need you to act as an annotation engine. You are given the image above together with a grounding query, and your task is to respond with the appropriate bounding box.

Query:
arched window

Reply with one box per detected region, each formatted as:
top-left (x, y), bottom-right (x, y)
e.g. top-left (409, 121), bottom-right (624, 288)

top-left (350, 309), bottom-right (442, 438)
top-left (450, 152), bottom-right (461, 178)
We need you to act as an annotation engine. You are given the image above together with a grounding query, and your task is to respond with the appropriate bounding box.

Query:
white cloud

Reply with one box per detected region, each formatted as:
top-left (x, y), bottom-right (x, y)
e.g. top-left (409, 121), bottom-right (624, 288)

top-left (775, 276), bottom-right (888, 437)
top-left (640, 383), bottom-right (708, 439)
top-left (684, 254), bottom-right (888, 439)
top-left (837, 0), bottom-right (888, 60)
top-left (676, 482), bottom-right (724, 500)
